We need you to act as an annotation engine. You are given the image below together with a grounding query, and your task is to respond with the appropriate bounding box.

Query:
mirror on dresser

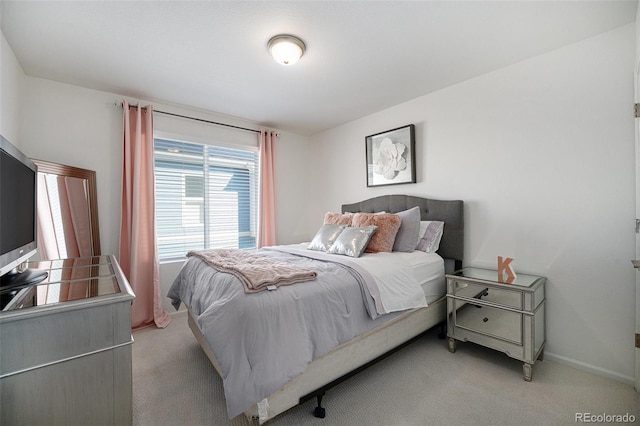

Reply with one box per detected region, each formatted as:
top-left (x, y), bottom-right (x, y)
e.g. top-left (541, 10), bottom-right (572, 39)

top-left (31, 159), bottom-right (101, 260)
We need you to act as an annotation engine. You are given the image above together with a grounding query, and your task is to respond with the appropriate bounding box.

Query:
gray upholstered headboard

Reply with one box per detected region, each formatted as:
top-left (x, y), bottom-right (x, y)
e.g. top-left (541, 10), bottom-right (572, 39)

top-left (342, 194), bottom-right (464, 268)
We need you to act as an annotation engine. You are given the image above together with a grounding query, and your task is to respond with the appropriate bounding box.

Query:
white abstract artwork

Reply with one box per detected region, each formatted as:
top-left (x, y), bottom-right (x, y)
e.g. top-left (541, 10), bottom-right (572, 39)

top-left (366, 124), bottom-right (415, 187)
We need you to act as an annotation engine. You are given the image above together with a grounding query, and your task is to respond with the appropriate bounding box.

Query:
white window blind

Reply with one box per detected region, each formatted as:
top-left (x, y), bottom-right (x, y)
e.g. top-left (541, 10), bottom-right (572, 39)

top-left (154, 138), bottom-right (259, 260)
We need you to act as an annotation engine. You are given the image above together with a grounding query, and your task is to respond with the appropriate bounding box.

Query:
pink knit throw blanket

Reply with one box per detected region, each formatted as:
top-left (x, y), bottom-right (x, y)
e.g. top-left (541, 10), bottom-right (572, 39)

top-left (187, 249), bottom-right (317, 293)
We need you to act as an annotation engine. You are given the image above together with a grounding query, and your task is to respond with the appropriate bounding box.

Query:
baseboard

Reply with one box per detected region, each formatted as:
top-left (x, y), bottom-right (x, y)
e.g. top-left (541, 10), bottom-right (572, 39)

top-left (544, 351), bottom-right (636, 388)
top-left (169, 309), bottom-right (188, 319)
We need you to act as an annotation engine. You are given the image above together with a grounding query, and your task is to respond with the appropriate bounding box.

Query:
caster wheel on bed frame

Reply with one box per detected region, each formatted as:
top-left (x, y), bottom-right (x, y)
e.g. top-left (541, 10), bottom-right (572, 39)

top-left (437, 322), bottom-right (447, 339)
top-left (314, 406), bottom-right (326, 418)
top-left (313, 394), bottom-right (326, 418)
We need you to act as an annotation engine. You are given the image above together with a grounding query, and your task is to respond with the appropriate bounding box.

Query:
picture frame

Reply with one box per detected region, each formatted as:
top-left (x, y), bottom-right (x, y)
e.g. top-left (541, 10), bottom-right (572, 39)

top-left (365, 124), bottom-right (416, 187)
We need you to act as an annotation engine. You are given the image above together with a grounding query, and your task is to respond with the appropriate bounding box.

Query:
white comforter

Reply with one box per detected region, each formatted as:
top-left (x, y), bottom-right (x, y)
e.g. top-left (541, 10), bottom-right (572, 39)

top-left (271, 244), bottom-right (428, 315)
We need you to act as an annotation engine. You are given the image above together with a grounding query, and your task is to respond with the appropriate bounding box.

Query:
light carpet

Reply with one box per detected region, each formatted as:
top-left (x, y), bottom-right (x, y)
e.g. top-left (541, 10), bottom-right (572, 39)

top-left (132, 313), bottom-right (639, 426)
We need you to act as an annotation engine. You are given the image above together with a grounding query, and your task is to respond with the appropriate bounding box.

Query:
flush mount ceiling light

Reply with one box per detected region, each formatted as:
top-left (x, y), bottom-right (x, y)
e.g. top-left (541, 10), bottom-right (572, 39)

top-left (268, 35), bottom-right (306, 66)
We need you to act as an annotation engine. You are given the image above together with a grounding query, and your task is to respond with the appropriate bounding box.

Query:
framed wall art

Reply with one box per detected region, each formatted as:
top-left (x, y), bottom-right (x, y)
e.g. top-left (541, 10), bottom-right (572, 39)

top-left (365, 124), bottom-right (416, 187)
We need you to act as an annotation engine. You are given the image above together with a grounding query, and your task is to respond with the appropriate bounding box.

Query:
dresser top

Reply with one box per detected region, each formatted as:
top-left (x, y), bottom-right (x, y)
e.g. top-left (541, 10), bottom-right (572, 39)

top-left (1, 255), bottom-right (134, 320)
top-left (446, 267), bottom-right (546, 289)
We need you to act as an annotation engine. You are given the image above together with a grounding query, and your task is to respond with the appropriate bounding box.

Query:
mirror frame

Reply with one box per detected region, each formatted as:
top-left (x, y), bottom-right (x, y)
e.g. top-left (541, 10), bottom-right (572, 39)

top-left (31, 159), bottom-right (101, 257)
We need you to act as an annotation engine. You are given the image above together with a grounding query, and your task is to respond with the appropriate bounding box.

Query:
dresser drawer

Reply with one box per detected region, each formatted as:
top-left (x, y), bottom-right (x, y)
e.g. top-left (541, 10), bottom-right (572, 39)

top-left (452, 299), bottom-right (522, 344)
top-left (450, 279), bottom-right (522, 309)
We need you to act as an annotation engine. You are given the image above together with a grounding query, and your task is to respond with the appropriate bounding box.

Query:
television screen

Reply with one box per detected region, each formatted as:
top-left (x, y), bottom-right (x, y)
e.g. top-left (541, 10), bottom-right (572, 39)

top-left (0, 135), bottom-right (47, 288)
top-left (1, 147), bottom-right (36, 254)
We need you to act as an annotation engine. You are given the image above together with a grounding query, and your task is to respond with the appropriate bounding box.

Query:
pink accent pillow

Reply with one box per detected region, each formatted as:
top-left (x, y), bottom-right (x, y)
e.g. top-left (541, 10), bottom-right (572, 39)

top-left (352, 212), bottom-right (401, 253)
top-left (324, 212), bottom-right (353, 226)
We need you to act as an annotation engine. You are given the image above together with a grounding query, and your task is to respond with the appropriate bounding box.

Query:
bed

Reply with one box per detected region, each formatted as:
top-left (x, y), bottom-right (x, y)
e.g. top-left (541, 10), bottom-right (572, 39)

top-left (168, 194), bottom-right (464, 424)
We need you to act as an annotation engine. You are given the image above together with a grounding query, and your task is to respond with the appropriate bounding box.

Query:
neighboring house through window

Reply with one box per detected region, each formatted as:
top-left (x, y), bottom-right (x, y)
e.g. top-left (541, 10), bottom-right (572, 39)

top-left (154, 138), bottom-right (258, 260)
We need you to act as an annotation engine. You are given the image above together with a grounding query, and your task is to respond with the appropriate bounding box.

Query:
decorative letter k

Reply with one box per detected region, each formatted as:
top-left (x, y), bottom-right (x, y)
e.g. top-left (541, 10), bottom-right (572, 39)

top-left (498, 256), bottom-right (516, 283)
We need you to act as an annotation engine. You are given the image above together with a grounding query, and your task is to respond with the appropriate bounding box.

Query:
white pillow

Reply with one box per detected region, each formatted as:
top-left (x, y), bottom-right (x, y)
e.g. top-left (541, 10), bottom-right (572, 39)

top-left (308, 224), bottom-right (347, 252)
top-left (415, 221), bottom-right (445, 253)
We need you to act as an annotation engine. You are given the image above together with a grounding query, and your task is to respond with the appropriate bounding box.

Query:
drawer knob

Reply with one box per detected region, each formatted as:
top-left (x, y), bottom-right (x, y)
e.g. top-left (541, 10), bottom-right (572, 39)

top-left (483, 317), bottom-right (489, 322)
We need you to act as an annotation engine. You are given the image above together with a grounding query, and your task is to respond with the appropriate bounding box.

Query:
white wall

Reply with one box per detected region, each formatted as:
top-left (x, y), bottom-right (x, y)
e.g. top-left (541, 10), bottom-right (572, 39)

top-left (309, 24), bottom-right (637, 384)
top-left (21, 79), bottom-right (123, 256)
top-left (0, 31), bottom-right (25, 145)
top-left (15, 76), bottom-right (311, 314)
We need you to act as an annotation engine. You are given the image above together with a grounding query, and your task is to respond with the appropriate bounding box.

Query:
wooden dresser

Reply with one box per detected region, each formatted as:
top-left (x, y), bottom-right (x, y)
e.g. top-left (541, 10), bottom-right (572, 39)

top-left (0, 255), bottom-right (135, 425)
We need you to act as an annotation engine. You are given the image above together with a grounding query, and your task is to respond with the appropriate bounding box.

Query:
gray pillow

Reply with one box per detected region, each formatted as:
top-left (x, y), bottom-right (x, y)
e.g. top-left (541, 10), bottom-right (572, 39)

top-left (308, 224), bottom-right (347, 251)
top-left (327, 226), bottom-right (377, 257)
top-left (392, 206), bottom-right (421, 252)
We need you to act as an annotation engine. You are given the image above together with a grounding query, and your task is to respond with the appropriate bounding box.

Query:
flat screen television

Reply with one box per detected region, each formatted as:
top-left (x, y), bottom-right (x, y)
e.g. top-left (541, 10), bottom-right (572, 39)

top-left (0, 134), bottom-right (47, 289)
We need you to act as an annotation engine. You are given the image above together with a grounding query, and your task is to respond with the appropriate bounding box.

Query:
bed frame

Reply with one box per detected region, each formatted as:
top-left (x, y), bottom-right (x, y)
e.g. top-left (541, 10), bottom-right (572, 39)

top-left (187, 194), bottom-right (464, 424)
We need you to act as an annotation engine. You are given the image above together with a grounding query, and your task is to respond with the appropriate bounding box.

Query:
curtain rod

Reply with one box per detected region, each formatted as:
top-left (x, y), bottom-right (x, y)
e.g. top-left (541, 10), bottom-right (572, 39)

top-left (116, 102), bottom-right (261, 134)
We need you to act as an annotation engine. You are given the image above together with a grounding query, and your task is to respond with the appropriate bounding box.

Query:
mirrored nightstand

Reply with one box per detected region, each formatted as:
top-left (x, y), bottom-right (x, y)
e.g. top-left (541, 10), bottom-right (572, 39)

top-left (446, 267), bottom-right (546, 381)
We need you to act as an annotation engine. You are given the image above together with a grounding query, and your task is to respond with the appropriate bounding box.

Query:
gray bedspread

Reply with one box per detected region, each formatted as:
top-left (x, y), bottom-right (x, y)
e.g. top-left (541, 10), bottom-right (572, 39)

top-left (167, 245), bottom-right (406, 419)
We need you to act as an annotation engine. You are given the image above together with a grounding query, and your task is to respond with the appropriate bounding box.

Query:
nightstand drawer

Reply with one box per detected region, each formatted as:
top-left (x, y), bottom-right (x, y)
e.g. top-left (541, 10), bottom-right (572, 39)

top-left (452, 299), bottom-right (522, 344)
top-left (450, 280), bottom-right (522, 310)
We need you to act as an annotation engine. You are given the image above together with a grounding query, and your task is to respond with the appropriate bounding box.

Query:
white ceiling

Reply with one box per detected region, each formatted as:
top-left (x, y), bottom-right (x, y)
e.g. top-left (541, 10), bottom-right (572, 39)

top-left (1, 1), bottom-right (637, 136)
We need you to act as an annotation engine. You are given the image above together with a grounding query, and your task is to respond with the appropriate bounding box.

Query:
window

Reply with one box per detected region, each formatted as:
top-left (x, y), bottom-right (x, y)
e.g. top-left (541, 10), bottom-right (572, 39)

top-left (154, 138), bottom-right (259, 260)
